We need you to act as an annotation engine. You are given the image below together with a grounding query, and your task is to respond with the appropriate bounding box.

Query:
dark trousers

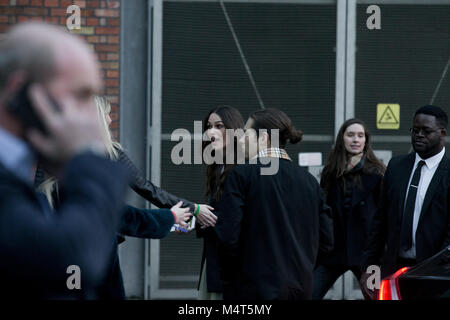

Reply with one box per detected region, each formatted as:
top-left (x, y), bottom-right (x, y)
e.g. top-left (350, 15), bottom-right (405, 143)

top-left (312, 264), bottom-right (362, 300)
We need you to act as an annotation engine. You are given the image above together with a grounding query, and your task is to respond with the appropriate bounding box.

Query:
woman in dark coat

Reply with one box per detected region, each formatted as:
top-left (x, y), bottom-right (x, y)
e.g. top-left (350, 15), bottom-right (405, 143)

top-left (312, 118), bottom-right (386, 300)
top-left (197, 105), bottom-right (244, 300)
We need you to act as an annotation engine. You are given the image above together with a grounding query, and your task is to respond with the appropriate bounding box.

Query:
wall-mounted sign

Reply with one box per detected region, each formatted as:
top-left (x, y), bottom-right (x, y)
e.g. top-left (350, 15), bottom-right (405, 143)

top-left (377, 104), bottom-right (400, 129)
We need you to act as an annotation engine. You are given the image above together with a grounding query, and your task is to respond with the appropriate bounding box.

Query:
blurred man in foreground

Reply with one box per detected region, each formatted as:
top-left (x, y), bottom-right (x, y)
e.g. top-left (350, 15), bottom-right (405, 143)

top-left (0, 22), bottom-right (130, 299)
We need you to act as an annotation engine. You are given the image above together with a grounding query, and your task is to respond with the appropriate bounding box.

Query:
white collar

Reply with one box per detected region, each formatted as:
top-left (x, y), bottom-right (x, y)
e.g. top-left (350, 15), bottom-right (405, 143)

top-left (414, 147), bottom-right (446, 170)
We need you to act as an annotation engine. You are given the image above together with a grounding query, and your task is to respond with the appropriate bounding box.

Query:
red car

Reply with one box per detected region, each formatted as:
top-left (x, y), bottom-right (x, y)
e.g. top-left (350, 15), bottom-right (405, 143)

top-left (379, 246), bottom-right (450, 300)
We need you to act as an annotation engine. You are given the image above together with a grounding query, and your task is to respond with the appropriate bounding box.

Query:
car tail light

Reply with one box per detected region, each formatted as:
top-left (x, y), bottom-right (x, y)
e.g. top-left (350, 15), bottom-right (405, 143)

top-left (378, 267), bottom-right (409, 300)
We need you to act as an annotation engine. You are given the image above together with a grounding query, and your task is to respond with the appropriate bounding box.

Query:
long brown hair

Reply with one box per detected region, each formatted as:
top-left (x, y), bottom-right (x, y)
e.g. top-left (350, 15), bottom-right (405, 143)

top-left (321, 118), bottom-right (385, 195)
top-left (203, 105), bottom-right (244, 201)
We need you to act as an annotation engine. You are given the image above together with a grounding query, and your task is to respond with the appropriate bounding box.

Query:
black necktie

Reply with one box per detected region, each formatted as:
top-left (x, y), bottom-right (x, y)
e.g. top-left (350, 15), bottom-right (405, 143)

top-left (400, 160), bottom-right (426, 251)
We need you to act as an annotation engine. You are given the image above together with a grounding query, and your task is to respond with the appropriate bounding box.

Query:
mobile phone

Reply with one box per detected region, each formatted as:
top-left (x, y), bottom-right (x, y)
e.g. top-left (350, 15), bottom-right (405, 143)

top-left (6, 82), bottom-right (61, 135)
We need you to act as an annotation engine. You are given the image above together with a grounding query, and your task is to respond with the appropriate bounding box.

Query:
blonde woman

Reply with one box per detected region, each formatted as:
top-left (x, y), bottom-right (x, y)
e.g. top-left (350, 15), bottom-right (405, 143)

top-left (34, 96), bottom-right (216, 299)
top-left (91, 96), bottom-right (216, 226)
top-left (36, 96), bottom-right (216, 224)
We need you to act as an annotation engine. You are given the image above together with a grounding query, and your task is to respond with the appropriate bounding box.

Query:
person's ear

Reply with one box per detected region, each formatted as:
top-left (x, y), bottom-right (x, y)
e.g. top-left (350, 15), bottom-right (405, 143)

top-left (0, 71), bottom-right (27, 105)
top-left (6, 71), bottom-right (28, 95)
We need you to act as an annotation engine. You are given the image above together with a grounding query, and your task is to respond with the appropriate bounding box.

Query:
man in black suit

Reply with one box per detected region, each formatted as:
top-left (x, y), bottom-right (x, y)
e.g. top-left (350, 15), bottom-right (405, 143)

top-left (0, 22), bottom-right (130, 299)
top-left (215, 108), bottom-right (333, 300)
top-left (361, 105), bottom-right (450, 299)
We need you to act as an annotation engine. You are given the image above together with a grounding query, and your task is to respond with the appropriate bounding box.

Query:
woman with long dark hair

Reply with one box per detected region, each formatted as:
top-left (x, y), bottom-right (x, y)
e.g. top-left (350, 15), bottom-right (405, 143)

top-left (313, 118), bottom-right (386, 299)
top-left (197, 105), bottom-right (244, 300)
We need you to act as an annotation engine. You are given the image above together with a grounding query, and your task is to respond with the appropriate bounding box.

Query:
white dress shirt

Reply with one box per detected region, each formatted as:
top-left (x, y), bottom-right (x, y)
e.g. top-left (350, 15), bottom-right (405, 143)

top-left (399, 147), bottom-right (446, 259)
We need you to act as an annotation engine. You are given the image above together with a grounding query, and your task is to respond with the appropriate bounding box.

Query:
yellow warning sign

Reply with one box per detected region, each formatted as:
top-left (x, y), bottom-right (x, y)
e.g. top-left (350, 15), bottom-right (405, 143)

top-left (377, 104), bottom-right (400, 129)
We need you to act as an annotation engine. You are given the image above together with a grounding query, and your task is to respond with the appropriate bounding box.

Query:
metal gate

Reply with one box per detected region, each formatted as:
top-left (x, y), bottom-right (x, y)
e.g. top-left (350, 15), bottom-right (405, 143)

top-left (119, 0), bottom-right (450, 300)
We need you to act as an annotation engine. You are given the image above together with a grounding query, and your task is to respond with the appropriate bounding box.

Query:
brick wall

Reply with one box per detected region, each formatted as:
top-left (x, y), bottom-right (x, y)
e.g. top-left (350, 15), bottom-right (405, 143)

top-left (0, 0), bottom-right (121, 140)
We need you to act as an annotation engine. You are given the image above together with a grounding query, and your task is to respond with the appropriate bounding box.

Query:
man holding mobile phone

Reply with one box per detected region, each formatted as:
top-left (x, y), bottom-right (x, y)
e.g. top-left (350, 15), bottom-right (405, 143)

top-left (0, 22), bottom-right (130, 299)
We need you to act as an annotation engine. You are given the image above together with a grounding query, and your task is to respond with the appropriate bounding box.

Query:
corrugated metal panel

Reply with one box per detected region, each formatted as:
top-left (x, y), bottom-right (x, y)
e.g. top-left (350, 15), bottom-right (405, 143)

top-left (355, 4), bottom-right (450, 150)
top-left (160, 1), bottom-right (337, 290)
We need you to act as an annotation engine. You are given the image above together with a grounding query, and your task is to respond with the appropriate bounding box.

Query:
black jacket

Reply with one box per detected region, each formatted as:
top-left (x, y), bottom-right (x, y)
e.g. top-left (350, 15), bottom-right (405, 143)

top-left (320, 160), bottom-right (383, 267)
top-left (117, 148), bottom-right (195, 211)
top-left (215, 158), bottom-right (333, 300)
top-left (0, 152), bottom-right (130, 299)
top-left (34, 148), bottom-right (183, 299)
top-left (363, 153), bottom-right (450, 278)
top-left (98, 205), bottom-right (175, 299)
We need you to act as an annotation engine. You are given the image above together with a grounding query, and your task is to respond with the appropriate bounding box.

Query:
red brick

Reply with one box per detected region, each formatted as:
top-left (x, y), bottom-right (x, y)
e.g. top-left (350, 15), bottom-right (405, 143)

top-left (51, 8), bottom-right (68, 16)
top-left (96, 44), bottom-right (119, 52)
top-left (8, 16), bottom-right (17, 23)
top-left (106, 70), bottom-right (118, 78)
top-left (74, 0), bottom-right (85, 7)
top-left (0, 24), bottom-right (10, 33)
top-left (107, 35), bottom-right (119, 44)
top-left (83, 9), bottom-right (95, 16)
top-left (106, 0), bottom-right (119, 9)
top-left (106, 87), bottom-right (119, 95)
top-left (86, 35), bottom-right (99, 43)
top-left (24, 7), bottom-right (48, 15)
top-left (95, 9), bottom-right (119, 18)
top-left (18, 0), bottom-right (30, 5)
top-left (30, 0), bottom-right (43, 6)
top-left (30, 16), bottom-right (44, 22)
top-left (44, 16), bottom-right (59, 24)
top-left (86, 17), bottom-right (98, 26)
top-left (18, 16), bottom-right (31, 22)
top-left (60, 0), bottom-right (72, 7)
top-left (2, 7), bottom-right (24, 14)
top-left (95, 27), bottom-right (119, 35)
top-left (106, 53), bottom-right (119, 61)
top-left (60, 0), bottom-right (85, 8)
top-left (0, 0), bottom-right (9, 6)
top-left (105, 79), bottom-right (118, 87)
top-left (0, 15), bottom-right (8, 23)
top-left (86, 0), bottom-right (99, 8)
top-left (101, 61), bottom-right (119, 69)
top-left (107, 18), bottom-right (120, 26)
top-left (44, 0), bottom-right (59, 6)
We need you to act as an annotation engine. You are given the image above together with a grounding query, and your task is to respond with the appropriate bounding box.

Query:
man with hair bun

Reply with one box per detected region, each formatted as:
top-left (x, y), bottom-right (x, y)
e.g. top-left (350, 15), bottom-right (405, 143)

top-left (215, 108), bottom-right (333, 300)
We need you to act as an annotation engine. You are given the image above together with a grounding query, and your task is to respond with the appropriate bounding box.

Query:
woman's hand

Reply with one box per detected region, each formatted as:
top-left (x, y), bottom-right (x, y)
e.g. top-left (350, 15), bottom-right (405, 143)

top-left (195, 204), bottom-right (217, 228)
top-left (171, 201), bottom-right (192, 228)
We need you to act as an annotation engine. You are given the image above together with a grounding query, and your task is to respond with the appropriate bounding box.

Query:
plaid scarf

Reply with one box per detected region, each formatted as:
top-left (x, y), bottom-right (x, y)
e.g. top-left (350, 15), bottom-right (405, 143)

top-left (251, 147), bottom-right (292, 161)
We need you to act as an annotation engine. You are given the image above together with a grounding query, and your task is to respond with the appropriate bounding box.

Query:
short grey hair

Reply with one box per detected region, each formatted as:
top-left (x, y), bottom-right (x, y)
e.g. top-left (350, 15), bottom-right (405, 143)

top-left (0, 24), bottom-right (57, 92)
